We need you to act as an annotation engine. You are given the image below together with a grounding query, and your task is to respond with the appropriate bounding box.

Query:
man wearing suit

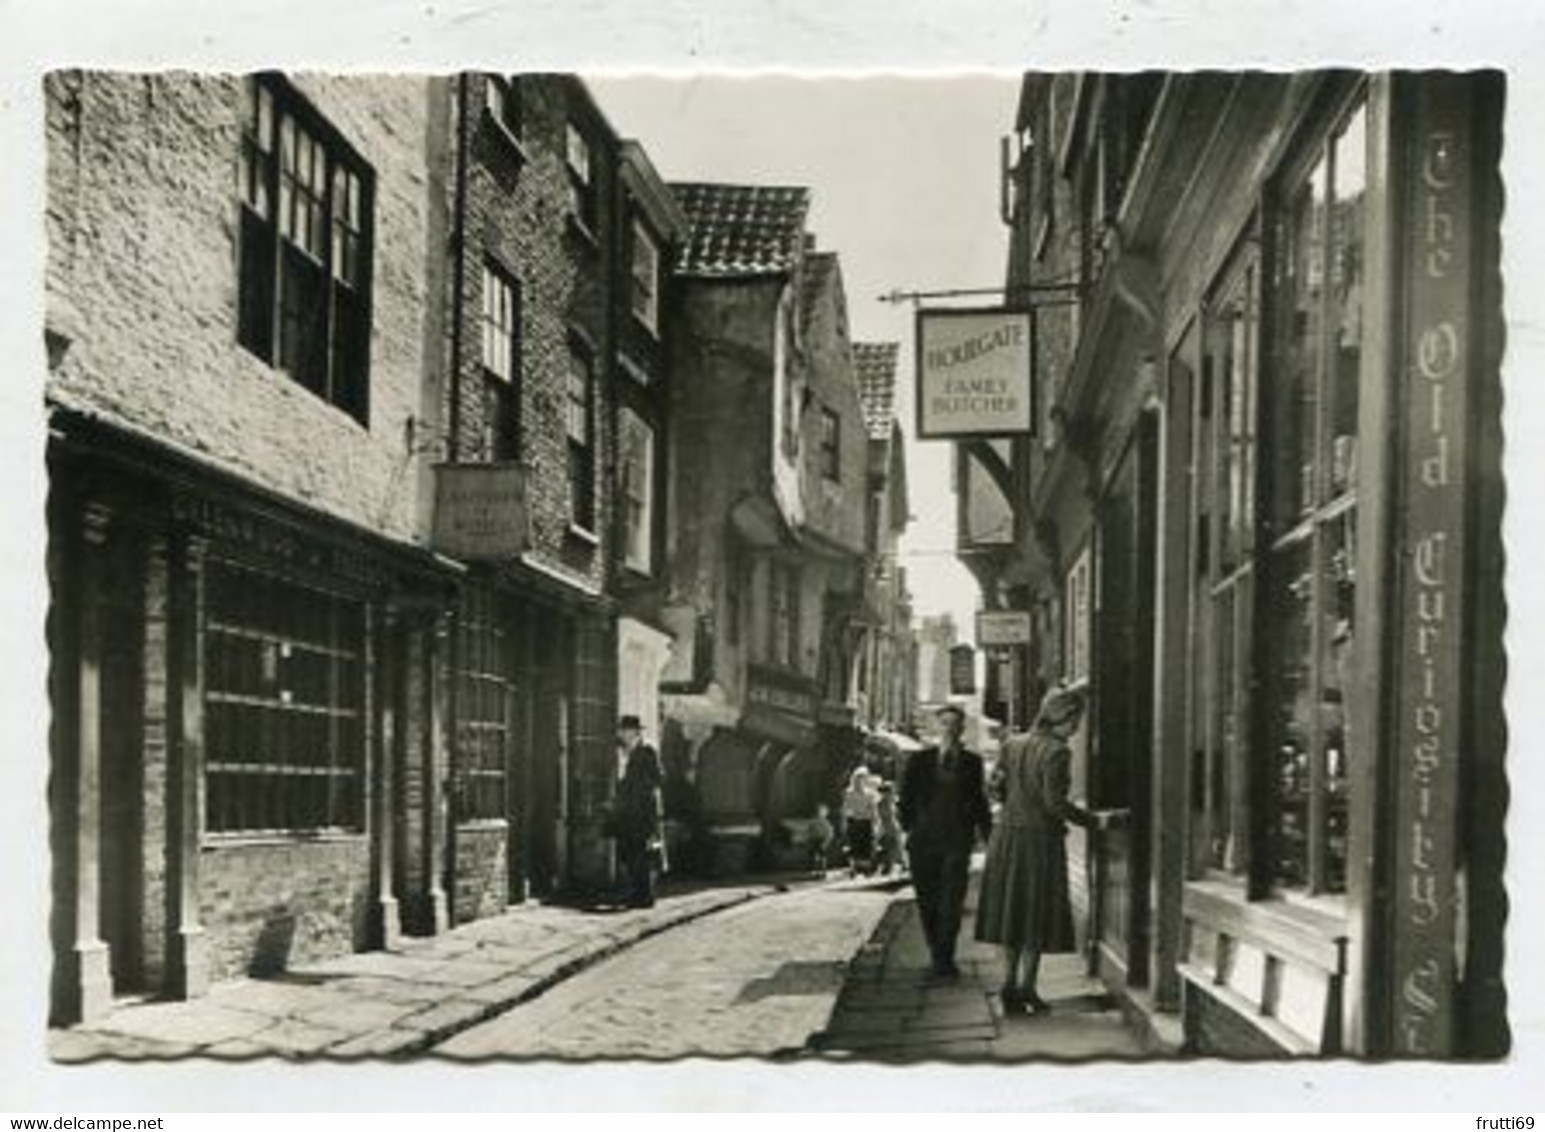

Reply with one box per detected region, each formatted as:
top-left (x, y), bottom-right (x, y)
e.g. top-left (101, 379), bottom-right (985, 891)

top-left (614, 715), bottom-right (664, 908)
top-left (899, 703), bottom-right (993, 977)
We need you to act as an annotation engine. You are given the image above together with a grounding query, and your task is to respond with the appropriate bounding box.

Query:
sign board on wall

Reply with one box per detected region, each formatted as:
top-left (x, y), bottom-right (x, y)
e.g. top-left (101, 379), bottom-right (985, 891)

top-left (976, 610), bottom-right (1033, 647)
top-left (916, 308), bottom-right (1033, 438)
top-left (742, 664), bottom-right (819, 747)
top-left (431, 463), bottom-right (529, 559)
top-left (1388, 75), bottom-right (1474, 1058)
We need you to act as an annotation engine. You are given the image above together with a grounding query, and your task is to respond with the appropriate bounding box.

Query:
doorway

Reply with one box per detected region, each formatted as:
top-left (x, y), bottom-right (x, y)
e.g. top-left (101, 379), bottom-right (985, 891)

top-left (1092, 411), bottom-right (1160, 988)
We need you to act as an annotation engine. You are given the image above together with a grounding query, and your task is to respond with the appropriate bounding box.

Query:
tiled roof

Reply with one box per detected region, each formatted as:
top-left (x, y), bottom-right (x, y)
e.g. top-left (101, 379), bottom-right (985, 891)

top-left (670, 182), bottom-right (811, 277)
top-left (852, 342), bottom-right (901, 440)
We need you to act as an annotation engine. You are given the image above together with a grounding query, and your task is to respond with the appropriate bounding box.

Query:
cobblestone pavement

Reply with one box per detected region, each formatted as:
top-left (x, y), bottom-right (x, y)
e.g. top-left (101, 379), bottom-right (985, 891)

top-left (435, 880), bottom-right (901, 1060)
top-left (48, 882), bottom-right (783, 1062)
top-left (814, 870), bottom-right (1158, 1061)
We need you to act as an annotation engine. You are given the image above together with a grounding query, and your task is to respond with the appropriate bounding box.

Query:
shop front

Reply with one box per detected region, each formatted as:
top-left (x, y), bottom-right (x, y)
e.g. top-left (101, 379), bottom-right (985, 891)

top-left (47, 411), bottom-right (460, 1023)
top-left (1010, 70), bottom-right (1504, 1058)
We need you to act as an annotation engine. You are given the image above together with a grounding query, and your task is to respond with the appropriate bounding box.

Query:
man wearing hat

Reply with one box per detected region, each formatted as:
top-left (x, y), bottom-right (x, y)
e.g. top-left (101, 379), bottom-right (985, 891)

top-left (898, 703), bottom-right (993, 977)
top-left (614, 714), bottom-right (664, 908)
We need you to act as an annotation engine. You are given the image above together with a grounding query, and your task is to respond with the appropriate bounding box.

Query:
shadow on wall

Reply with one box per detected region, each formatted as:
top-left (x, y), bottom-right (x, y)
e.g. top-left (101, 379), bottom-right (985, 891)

top-left (248, 907), bottom-right (297, 977)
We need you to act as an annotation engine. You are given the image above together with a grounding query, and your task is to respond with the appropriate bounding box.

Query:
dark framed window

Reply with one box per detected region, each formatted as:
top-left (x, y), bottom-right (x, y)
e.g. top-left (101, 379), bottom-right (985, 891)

top-left (480, 261), bottom-right (521, 460)
top-left (204, 559), bottom-right (365, 835)
top-left (819, 407), bottom-right (841, 481)
top-left (238, 73), bottom-right (373, 426)
top-left (630, 218), bottom-right (661, 333)
top-left (1192, 244), bottom-right (1261, 877)
top-left (618, 407), bottom-right (655, 574)
top-left (565, 122), bottom-right (598, 235)
top-left (483, 74), bottom-right (524, 141)
top-left (455, 585), bottom-right (513, 823)
top-left (1262, 95), bottom-right (1367, 897)
top-left (566, 343), bottom-right (596, 532)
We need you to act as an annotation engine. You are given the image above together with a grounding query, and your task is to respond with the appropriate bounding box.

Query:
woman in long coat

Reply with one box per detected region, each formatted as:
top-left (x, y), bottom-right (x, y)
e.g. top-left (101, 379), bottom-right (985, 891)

top-left (975, 686), bottom-right (1115, 1014)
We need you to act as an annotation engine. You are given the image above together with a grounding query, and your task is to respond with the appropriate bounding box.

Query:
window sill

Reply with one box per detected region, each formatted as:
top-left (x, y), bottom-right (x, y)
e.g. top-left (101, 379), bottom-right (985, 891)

top-left (631, 310), bottom-right (661, 340)
top-left (566, 522), bottom-right (600, 547)
top-left (455, 817), bottom-right (510, 832)
top-left (482, 111), bottom-right (529, 167)
top-left (202, 830), bottom-right (367, 850)
top-left (1183, 878), bottom-right (1348, 976)
top-left (617, 351), bottom-right (654, 387)
top-left (566, 213), bottom-right (600, 251)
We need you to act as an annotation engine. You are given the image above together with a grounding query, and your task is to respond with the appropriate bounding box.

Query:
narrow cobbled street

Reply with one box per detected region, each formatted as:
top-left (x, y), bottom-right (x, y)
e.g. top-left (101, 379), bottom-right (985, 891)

top-left (436, 881), bottom-right (897, 1059)
top-left (52, 869), bottom-right (1156, 1062)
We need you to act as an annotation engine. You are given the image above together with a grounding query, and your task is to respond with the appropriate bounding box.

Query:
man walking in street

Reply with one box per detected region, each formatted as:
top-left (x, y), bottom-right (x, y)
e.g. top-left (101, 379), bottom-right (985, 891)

top-left (613, 715), bottom-right (665, 908)
top-left (898, 703), bottom-right (992, 977)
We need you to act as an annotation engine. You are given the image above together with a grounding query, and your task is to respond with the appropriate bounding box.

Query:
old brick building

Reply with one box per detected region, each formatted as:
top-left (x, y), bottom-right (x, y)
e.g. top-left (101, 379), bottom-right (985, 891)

top-left (44, 72), bottom-right (460, 1023)
top-left (431, 75), bottom-right (684, 914)
top-left (42, 71), bottom-right (684, 1024)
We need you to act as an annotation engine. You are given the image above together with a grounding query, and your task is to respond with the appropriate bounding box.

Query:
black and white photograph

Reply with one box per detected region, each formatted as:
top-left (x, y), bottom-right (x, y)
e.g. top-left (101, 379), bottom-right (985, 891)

top-left (3, 0), bottom-right (1543, 1116)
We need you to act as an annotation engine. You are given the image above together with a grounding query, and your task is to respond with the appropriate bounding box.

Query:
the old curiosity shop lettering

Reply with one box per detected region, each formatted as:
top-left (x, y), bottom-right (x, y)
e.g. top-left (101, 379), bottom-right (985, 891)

top-left (1392, 87), bottom-right (1470, 1058)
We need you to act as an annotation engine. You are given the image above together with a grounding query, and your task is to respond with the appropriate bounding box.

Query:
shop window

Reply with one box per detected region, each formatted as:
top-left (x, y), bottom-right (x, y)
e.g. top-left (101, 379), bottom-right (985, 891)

top-left (819, 407), bottom-right (841, 481)
top-left (481, 261), bottom-right (521, 460)
top-left (204, 560), bottom-right (365, 835)
top-left (455, 586), bottom-right (513, 823)
top-left (1195, 249), bottom-right (1260, 877)
top-left (566, 344), bottom-right (596, 532)
top-left (237, 73), bottom-right (373, 426)
top-left (1184, 93), bottom-right (1367, 897)
top-left (1264, 100), bottom-right (1366, 896)
top-left (630, 218), bottom-right (660, 334)
top-left (619, 407), bottom-right (655, 574)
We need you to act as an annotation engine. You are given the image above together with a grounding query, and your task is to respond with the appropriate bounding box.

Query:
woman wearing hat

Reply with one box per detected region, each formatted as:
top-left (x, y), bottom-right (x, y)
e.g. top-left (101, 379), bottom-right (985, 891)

top-left (975, 686), bottom-right (1124, 1014)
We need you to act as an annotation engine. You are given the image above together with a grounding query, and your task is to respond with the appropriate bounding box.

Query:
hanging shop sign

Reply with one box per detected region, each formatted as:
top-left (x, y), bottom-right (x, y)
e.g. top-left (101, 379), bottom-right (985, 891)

top-left (976, 610), bottom-right (1033, 647)
top-left (915, 307), bottom-right (1034, 438)
top-left (1389, 75), bottom-right (1474, 1058)
top-left (431, 463), bottom-right (530, 560)
top-left (949, 643), bottom-right (977, 695)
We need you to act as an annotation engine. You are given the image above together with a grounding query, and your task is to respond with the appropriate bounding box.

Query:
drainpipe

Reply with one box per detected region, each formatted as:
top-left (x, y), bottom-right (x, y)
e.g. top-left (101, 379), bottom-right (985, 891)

top-left (447, 72), bottom-right (470, 462)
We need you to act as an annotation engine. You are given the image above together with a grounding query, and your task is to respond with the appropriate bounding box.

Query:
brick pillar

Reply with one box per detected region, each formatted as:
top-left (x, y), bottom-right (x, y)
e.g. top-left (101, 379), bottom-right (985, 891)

top-left (165, 532), bottom-right (209, 998)
top-left (370, 603), bottom-right (401, 948)
top-left (53, 500), bottom-right (115, 1024)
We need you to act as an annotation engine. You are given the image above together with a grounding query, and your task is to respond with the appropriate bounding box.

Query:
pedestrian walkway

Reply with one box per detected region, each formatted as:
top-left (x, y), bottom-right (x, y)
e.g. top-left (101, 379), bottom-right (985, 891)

top-left (48, 882), bottom-right (780, 1062)
top-left (814, 870), bottom-right (1159, 1061)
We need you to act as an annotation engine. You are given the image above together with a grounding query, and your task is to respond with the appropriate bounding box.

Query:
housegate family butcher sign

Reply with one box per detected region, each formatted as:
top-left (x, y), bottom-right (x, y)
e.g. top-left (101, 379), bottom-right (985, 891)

top-left (915, 307), bottom-right (1034, 438)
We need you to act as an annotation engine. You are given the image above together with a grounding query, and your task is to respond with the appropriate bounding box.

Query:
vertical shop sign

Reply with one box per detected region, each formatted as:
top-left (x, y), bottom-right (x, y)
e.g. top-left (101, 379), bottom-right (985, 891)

top-left (1390, 77), bottom-right (1472, 1057)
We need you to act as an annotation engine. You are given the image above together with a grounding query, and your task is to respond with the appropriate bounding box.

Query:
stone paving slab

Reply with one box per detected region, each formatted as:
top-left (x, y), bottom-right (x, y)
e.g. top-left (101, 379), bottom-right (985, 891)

top-left (814, 871), bottom-right (1161, 1062)
top-left (49, 881), bottom-right (774, 1062)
